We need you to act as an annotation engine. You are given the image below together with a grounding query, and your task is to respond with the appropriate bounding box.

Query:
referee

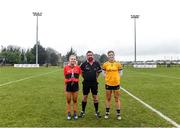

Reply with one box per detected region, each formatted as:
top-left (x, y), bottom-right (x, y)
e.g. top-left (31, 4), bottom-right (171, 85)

top-left (79, 51), bottom-right (102, 118)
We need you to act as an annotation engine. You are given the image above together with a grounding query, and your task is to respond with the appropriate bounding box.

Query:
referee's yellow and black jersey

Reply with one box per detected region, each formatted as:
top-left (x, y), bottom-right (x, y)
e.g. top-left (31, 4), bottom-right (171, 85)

top-left (102, 61), bottom-right (122, 86)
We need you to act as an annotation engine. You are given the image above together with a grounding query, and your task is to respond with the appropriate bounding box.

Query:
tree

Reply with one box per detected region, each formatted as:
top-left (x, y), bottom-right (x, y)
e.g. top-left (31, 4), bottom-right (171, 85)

top-left (31, 43), bottom-right (47, 65)
top-left (26, 49), bottom-right (35, 64)
top-left (0, 46), bottom-right (7, 64)
top-left (77, 55), bottom-right (86, 65)
top-left (50, 52), bottom-right (59, 65)
top-left (0, 44), bottom-right (63, 65)
top-left (65, 47), bottom-right (76, 61)
top-left (93, 53), bottom-right (101, 62)
top-left (7, 52), bottom-right (21, 64)
top-left (20, 49), bottom-right (27, 64)
top-left (0, 45), bottom-right (21, 64)
top-left (46, 47), bottom-right (59, 65)
top-left (99, 54), bottom-right (108, 64)
top-left (61, 55), bottom-right (67, 63)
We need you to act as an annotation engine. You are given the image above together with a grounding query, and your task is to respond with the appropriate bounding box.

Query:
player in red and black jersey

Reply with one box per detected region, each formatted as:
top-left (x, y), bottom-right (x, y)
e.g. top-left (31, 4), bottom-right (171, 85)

top-left (64, 55), bottom-right (81, 120)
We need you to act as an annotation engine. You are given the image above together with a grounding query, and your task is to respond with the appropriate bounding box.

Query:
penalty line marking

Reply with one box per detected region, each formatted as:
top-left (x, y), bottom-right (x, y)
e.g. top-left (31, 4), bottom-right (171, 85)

top-left (121, 87), bottom-right (180, 128)
top-left (0, 70), bottom-right (59, 87)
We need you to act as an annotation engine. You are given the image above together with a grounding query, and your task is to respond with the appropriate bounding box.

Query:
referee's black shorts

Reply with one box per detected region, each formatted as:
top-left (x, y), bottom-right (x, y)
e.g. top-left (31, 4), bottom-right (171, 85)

top-left (82, 82), bottom-right (98, 95)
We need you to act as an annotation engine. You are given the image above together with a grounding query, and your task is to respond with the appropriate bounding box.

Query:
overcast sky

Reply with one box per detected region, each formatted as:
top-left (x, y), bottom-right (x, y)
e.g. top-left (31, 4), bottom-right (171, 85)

top-left (0, 0), bottom-right (180, 61)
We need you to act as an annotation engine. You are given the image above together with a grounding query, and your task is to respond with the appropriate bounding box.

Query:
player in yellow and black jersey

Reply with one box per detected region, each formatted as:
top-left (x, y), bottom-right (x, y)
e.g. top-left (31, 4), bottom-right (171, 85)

top-left (102, 50), bottom-right (123, 120)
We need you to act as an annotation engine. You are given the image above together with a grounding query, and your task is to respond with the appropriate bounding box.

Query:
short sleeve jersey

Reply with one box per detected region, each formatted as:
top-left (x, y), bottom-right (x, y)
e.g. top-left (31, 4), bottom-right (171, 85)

top-left (102, 61), bottom-right (122, 86)
top-left (64, 65), bottom-right (81, 83)
top-left (80, 61), bottom-right (102, 84)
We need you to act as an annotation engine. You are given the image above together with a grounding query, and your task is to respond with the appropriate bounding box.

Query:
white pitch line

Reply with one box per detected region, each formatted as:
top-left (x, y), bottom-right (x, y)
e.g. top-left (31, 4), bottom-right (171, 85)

top-left (0, 70), bottom-right (59, 87)
top-left (121, 87), bottom-right (180, 128)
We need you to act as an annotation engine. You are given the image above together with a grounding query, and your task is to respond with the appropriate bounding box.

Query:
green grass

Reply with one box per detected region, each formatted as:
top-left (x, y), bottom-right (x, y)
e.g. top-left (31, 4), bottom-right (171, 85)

top-left (0, 66), bottom-right (179, 127)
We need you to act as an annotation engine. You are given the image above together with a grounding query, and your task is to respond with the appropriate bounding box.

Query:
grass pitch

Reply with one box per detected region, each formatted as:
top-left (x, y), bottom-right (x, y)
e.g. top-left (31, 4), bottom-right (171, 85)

top-left (0, 66), bottom-right (179, 127)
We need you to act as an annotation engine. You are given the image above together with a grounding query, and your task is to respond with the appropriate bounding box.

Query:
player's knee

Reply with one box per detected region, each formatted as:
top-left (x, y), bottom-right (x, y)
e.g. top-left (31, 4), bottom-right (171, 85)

top-left (83, 96), bottom-right (88, 102)
top-left (67, 100), bottom-right (71, 104)
top-left (114, 96), bottom-right (119, 102)
top-left (115, 99), bottom-right (119, 103)
top-left (107, 96), bottom-right (111, 101)
top-left (82, 99), bottom-right (87, 102)
top-left (73, 99), bottom-right (77, 103)
top-left (93, 98), bottom-right (98, 103)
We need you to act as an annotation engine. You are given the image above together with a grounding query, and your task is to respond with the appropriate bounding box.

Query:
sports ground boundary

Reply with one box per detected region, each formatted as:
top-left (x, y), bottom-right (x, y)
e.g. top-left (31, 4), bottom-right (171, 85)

top-left (0, 70), bottom-right (179, 127)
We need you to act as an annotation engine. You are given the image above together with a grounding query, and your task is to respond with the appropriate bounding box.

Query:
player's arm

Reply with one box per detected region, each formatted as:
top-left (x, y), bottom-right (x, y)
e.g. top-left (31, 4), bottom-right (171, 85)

top-left (64, 67), bottom-right (67, 91)
top-left (96, 62), bottom-right (102, 78)
top-left (96, 72), bottom-right (101, 79)
top-left (80, 63), bottom-right (84, 78)
top-left (96, 69), bottom-right (102, 78)
top-left (64, 83), bottom-right (67, 92)
top-left (102, 69), bottom-right (106, 78)
top-left (118, 63), bottom-right (123, 77)
top-left (102, 63), bottom-right (106, 79)
top-left (118, 69), bottom-right (123, 76)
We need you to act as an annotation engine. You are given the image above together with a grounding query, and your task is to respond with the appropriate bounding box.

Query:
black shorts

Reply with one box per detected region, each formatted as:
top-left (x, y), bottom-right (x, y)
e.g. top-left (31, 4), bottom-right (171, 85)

top-left (82, 82), bottom-right (98, 95)
top-left (66, 82), bottom-right (79, 92)
top-left (105, 84), bottom-right (120, 90)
